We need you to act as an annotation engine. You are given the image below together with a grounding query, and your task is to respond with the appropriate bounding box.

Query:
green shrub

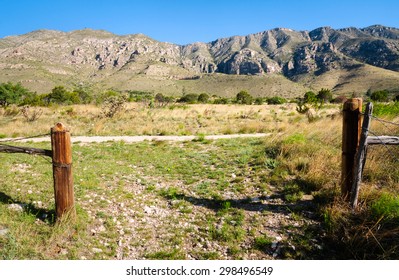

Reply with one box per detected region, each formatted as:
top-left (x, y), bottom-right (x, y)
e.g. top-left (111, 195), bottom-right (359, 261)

top-left (0, 82), bottom-right (32, 107)
top-left (372, 102), bottom-right (399, 117)
top-left (370, 193), bottom-right (399, 222)
top-left (267, 96), bottom-right (286, 105)
top-left (101, 95), bottom-right (127, 118)
top-left (371, 90), bottom-right (389, 102)
top-left (304, 91), bottom-right (317, 103)
top-left (236, 90), bottom-right (253, 105)
top-left (198, 93), bottom-right (210, 103)
top-left (254, 236), bottom-right (273, 251)
top-left (254, 97), bottom-right (264, 105)
top-left (178, 93), bottom-right (199, 104)
top-left (317, 88), bottom-right (333, 103)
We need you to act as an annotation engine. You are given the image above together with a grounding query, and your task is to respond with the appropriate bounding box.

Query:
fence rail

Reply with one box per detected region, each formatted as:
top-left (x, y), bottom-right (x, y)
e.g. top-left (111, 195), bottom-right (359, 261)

top-left (0, 144), bottom-right (52, 157)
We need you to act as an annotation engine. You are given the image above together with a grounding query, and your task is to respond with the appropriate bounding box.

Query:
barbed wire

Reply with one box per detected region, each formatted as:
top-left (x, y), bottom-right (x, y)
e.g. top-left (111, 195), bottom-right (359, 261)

top-left (368, 129), bottom-right (399, 163)
top-left (0, 133), bottom-right (50, 143)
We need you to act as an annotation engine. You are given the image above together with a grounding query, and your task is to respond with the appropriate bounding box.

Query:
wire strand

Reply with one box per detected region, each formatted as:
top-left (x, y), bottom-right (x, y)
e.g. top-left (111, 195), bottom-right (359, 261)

top-left (368, 130), bottom-right (399, 163)
top-left (0, 133), bottom-right (50, 143)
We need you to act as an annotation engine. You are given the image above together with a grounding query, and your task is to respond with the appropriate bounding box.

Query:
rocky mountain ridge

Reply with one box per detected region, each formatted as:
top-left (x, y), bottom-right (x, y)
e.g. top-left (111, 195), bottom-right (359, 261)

top-left (1, 25), bottom-right (399, 95)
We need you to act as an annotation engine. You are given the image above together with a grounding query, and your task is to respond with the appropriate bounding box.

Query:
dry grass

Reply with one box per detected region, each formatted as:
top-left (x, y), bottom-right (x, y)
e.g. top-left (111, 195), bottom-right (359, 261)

top-left (0, 103), bottom-right (335, 138)
top-left (1, 102), bottom-right (399, 259)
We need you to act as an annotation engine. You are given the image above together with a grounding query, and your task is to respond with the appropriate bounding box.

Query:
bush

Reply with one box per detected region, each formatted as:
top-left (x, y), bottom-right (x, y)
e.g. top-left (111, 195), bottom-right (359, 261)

top-left (47, 86), bottom-right (81, 105)
top-left (370, 90), bottom-right (389, 102)
top-left (266, 96), bottom-right (286, 105)
top-left (128, 90), bottom-right (153, 102)
top-left (72, 88), bottom-right (93, 104)
top-left (304, 91), bottom-right (317, 103)
top-left (213, 97), bottom-right (229, 104)
top-left (101, 95), bottom-right (127, 118)
top-left (198, 93), bottom-right (210, 103)
top-left (178, 93), bottom-right (199, 104)
top-left (0, 82), bottom-right (31, 107)
top-left (96, 90), bottom-right (119, 105)
top-left (254, 97), bottom-right (264, 105)
top-left (317, 88), bottom-right (333, 103)
top-left (154, 93), bottom-right (174, 107)
top-left (236, 90), bottom-right (253, 105)
top-left (372, 102), bottom-right (399, 117)
top-left (20, 106), bottom-right (43, 122)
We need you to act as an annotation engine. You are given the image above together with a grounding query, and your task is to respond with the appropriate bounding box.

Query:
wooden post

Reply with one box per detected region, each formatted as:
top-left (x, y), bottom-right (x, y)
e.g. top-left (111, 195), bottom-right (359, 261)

top-left (350, 102), bottom-right (373, 208)
top-left (341, 98), bottom-right (362, 200)
top-left (51, 123), bottom-right (75, 221)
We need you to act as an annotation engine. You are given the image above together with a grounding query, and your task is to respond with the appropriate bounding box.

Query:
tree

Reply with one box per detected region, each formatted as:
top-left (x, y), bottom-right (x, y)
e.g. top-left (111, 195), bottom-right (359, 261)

top-left (48, 86), bottom-right (70, 104)
top-left (178, 93), bottom-right (199, 104)
top-left (236, 90), bottom-right (253, 105)
top-left (371, 90), bottom-right (389, 102)
top-left (267, 96), bottom-right (286, 105)
top-left (72, 88), bottom-right (92, 104)
top-left (0, 82), bottom-right (31, 107)
top-left (198, 93), bottom-right (210, 103)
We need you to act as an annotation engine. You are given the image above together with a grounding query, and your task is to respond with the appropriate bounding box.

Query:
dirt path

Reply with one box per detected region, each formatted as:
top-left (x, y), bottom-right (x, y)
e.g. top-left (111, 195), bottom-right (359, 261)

top-left (5, 133), bottom-right (270, 143)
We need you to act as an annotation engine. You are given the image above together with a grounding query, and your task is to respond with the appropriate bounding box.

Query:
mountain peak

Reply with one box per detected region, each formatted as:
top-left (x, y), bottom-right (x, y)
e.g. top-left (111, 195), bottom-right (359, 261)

top-left (0, 25), bottom-right (399, 96)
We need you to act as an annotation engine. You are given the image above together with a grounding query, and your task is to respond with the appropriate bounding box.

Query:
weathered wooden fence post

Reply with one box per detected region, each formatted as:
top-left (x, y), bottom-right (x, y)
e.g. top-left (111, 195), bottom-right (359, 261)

top-left (350, 102), bottom-right (373, 208)
top-left (341, 98), bottom-right (362, 200)
top-left (51, 122), bottom-right (75, 221)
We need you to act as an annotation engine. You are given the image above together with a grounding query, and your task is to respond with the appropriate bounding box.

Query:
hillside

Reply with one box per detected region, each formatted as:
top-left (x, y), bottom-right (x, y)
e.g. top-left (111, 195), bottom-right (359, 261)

top-left (1, 25), bottom-right (399, 96)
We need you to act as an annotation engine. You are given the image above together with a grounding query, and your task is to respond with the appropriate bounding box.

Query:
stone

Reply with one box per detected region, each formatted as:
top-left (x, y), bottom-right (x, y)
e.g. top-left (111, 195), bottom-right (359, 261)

top-left (0, 228), bottom-right (9, 236)
top-left (92, 248), bottom-right (103, 253)
top-left (8, 203), bottom-right (25, 212)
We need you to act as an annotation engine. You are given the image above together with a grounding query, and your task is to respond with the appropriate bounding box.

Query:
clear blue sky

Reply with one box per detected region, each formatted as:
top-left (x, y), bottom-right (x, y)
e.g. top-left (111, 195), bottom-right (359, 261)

top-left (1, 0), bottom-right (398, 45)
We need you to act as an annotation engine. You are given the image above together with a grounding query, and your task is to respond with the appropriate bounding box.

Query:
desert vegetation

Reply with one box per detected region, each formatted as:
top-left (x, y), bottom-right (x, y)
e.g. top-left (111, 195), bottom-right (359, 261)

top-left (1, 82), bottom-right (399, 260)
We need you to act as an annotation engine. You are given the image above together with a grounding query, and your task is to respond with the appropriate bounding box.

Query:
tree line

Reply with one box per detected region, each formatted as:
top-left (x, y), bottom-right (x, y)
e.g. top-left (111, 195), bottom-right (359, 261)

top-left (1, 81), bottom-right (398, 109)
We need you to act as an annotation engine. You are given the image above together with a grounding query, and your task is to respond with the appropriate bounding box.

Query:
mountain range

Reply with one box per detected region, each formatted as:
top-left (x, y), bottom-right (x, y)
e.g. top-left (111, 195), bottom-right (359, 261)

top-left (1, 25), bottom-right (399, 97)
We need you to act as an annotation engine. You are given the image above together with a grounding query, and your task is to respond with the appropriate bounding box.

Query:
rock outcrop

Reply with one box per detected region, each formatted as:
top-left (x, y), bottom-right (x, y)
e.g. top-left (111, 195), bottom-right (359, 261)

top-left (1, 25), bottom-right (399, 89)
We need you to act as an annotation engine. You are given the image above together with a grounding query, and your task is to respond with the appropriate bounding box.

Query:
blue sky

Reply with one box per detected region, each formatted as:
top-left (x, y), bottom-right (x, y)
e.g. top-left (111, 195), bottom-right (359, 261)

top-left (1, 0), bottom-right (398, 45)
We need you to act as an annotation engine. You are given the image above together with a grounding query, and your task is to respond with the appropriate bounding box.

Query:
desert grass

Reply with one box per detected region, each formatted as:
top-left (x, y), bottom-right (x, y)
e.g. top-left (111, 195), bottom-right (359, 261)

top-left (0, 102), bottom-right (328, 138)
top-left (1, 103), bottom-right (399, 259)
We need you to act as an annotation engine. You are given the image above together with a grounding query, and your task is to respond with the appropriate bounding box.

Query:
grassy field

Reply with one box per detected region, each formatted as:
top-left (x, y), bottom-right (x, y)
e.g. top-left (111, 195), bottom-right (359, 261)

top-left (1, 102), bottom-right (399, 259)
top-left (0, 103), bottom-right (315, 138)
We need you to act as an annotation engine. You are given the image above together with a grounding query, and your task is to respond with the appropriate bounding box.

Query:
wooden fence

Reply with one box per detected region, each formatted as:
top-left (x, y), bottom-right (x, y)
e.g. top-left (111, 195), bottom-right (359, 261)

top-left (0, 122), bottom-right (74, 221)
top-left (341, 99), bottom-right (399, 208)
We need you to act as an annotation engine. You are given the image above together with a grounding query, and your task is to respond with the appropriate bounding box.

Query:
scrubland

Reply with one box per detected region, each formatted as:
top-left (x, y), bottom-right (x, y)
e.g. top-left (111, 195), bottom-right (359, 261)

top-left (0, 102), bottom-right (398, 259)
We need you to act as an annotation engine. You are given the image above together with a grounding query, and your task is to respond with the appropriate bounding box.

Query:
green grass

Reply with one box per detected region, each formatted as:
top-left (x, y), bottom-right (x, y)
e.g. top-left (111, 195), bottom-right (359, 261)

top-left (372, 102), bottom-right (399, 117)
top-left (1, 111), bottom-right (399, 259)
top-left (371, 192), bottom-right (399, 221)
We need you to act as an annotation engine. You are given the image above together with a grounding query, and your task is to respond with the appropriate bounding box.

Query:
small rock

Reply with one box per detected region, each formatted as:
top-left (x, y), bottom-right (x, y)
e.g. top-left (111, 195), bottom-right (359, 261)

top-left (302, 194), bottom-right (314, 201)
top-left (8, 203), bottom-right (25, 212)
top-left (0, 228), bottom-right (9, 236)
top-left (231, 173), bottom-right (236, 179)
top-left (98, 225), bottom-right (106, 232)
top-left (60, 248), bottom-right (68, 255)
top-left (33, 201), bottom-right (43, 208)
top-left (92, 248), bottom-right (103, 253)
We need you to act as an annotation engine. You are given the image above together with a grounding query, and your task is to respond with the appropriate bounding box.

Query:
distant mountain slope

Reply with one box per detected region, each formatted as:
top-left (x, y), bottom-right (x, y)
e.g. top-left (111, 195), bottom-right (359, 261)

top-left (1, 25), bottom-right (399, 96)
